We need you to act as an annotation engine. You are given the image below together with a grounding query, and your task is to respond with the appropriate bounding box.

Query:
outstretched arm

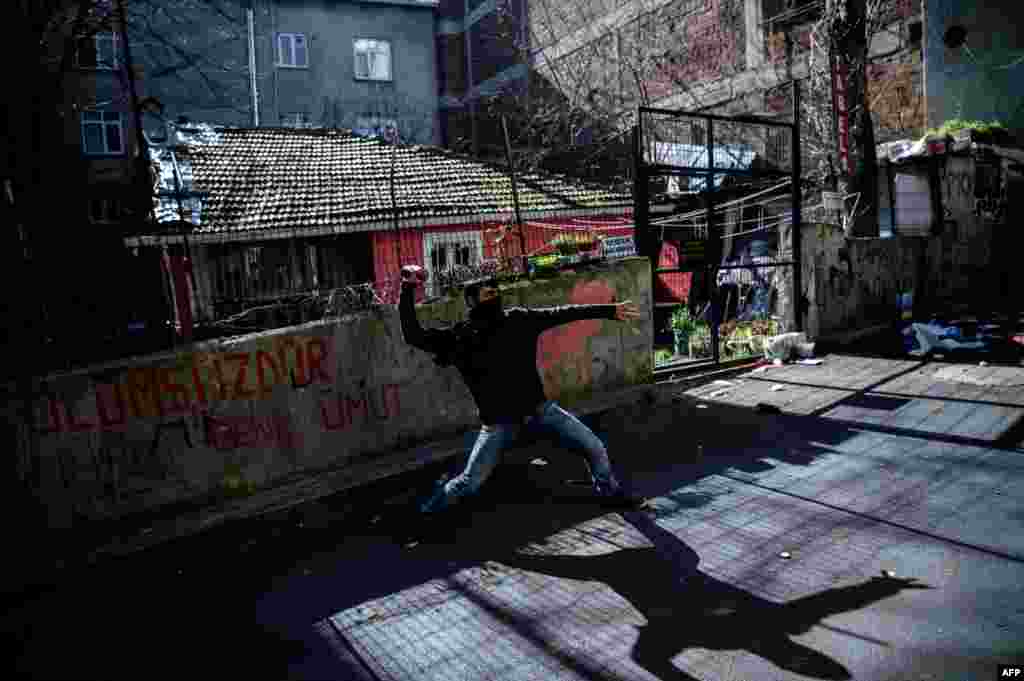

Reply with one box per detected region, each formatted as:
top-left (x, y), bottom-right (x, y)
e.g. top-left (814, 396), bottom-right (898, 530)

top-left (522, 300), bottom-right (642, 333)
top-left (399, 267), bottom-right (455, 356)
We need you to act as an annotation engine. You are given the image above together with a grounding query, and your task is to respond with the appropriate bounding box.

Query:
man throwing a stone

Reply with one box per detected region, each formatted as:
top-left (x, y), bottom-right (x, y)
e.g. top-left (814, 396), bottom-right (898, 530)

top-left (399, 265), bottom-right (643, 516)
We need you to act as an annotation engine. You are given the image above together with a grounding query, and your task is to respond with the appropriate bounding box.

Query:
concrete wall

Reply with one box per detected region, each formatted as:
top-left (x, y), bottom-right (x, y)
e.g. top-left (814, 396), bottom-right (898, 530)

top-left (802, 223), bottom-right (924, 340)
top-left (802, 152), bottom-right (1010, 339)
top-left (12, 258), bottom-right (652, 530)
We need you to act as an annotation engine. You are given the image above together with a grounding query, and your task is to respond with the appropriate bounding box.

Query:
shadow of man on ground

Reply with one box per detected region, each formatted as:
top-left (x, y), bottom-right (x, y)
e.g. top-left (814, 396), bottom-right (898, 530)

top-left (487, 510), bottom-right (932, 680)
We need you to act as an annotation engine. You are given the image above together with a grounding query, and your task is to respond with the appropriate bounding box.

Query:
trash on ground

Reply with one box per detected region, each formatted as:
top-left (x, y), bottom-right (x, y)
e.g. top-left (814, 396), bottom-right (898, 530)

top-left (707, 389), bottom-right (731, 398)
top-left (882, 570), bottom-right (896, 578)
top-left (531, 458), bottom-right (549, 466)
top-left (773, 358), bottom-right (783, 366)
top-left (712, 380), bottom-right (737, 387)
top-left (765, 332), bottom-right (812, 361)
top-left (751, 365), bottom-right (770, 373)
top-left (771, 384), bottom-right (785, 391)
top-left (980, 361), bottom-right (989, 367)
top-left (797, 359), bottom-right (824, 365)
top-left (779, 551), bottom-right (792, 559)
top-left (697, 404), bottom-right (708, 409)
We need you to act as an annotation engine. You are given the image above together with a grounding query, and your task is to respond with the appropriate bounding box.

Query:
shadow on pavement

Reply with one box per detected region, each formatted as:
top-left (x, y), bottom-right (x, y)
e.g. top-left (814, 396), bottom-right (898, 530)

top-left (432, 508), bottom-right (932, 681)
top-left (6, 392), bottom-right (1000, 680)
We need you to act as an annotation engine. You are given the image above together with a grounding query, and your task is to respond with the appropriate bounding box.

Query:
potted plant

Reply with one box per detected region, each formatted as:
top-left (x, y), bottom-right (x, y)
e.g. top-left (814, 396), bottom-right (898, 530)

top-left (553, 235), bottom-right (579, 257)
top-left (671, 305), bottom-right (698, 357)
top-left (576, 231), bottom-right (598, 258)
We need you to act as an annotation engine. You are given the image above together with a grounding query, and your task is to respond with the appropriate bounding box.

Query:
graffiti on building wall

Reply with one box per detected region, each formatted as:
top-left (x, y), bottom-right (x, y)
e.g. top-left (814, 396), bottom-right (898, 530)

top-left (34, 335), bottom-right (334, 433)
top-left (538, 279), bottom-right (617, 393)
top-left (204, 413), bottom-right (302, 451)
top-left (319, 384), bottom-right (401, 432)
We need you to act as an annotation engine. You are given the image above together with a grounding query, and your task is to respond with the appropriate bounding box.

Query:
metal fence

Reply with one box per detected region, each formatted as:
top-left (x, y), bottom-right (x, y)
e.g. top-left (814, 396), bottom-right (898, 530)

top-left (636, 103), bottom-right (803, 365)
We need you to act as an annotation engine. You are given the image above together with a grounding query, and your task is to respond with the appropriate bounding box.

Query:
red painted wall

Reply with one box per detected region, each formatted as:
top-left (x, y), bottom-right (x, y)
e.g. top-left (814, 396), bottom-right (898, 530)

top-left (371, 214), bottom-right (637, 303)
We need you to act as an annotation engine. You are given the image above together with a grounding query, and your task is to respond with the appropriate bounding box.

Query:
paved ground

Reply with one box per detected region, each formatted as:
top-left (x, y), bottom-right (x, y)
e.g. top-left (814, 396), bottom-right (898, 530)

top-left (6, 353), bottom-right (1024, 680)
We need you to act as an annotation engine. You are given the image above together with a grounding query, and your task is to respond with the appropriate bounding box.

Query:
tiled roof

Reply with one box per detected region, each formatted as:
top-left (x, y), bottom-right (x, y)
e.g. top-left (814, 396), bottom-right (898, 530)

top-left (147, 125), bottom-right (632, 239)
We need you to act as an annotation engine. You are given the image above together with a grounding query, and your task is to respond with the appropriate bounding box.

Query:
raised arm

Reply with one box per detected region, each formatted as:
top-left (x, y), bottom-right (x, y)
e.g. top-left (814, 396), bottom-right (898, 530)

top-left (399, 268), bottom-right (455, 356)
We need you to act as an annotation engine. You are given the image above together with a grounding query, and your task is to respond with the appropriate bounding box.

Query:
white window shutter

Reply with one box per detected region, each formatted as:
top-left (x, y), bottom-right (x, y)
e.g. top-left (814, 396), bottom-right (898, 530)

top-left (379, 42), bottom-right (391, 79)
top-left (279, 34), bottom-right (292, 65)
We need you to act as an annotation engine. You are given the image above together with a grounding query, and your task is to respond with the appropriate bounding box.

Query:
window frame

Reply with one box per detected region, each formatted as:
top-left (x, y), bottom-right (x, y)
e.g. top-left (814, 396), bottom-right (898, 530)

top-left (80, 111), bottom-right (126, 156)
top-left (276, 32), bottom-right (309, 69)
top-left (75, 31), bottom-right (119, 70)
top-left (280, 112), bottom-right (312, 128)
top-left (353, 38), bottom-right (393, 82)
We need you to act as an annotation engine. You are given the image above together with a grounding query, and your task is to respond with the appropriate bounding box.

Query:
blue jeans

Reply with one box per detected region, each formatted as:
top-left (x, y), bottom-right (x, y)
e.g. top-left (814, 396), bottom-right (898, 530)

top-left (420, 401), bottom-right (621, 513)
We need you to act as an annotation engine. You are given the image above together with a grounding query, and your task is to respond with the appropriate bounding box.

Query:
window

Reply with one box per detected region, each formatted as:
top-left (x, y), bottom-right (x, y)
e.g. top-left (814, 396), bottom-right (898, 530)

top-left (277, 33), bottom-right (308, 68)
top-left (76, 31), bottom-right (119, 69)
top-left (280, 112), bottom-right (311, 128)
top-left (88, 197), bottom-right (123, 223)
top-left (354, 39), bottom-right (392, 81)
top-left (355, 116), bottom-right (399, 141)
top-left (81, 111), bottom-right (124, 155)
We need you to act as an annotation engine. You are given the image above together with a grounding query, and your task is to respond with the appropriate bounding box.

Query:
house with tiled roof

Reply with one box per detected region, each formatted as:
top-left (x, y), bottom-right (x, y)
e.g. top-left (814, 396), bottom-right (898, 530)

top-left (127, 123), bottom-right (638, 324)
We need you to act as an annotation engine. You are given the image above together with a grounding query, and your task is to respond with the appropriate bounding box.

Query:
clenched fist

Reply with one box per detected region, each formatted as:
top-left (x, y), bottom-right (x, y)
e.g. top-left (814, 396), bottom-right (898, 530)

top-left (400, 265), bottom-right (428, 287)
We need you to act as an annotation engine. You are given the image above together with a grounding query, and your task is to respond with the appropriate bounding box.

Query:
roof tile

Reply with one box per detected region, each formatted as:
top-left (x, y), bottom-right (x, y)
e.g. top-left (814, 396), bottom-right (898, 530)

top-left (148, 126), bottom-right (631, 236)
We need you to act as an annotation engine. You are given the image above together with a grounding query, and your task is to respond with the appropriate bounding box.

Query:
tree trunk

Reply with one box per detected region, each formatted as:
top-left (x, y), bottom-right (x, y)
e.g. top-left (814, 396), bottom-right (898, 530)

top-left (832, 0), bottom-right (878, 237)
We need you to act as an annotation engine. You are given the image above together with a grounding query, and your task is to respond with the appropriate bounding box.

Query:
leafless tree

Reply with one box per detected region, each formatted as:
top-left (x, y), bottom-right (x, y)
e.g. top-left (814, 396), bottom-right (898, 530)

top-left (497, 0), bottom-right (902, 231)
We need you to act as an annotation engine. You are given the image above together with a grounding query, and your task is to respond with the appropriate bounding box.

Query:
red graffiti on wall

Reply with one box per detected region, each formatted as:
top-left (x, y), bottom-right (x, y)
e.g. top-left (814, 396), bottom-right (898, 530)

top-left (204, 413), bottom-right (302, 451)
top-left (319, 384), bottom-right (401, 432)
top-left (537, 279), bottom-right (616, 376)
top-left (34, 336), bottom-right (335, 433)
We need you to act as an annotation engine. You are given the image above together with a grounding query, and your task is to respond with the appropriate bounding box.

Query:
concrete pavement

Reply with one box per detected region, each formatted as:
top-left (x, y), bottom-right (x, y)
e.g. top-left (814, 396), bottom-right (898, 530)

top-left (7, 353), bottom-right (1024, 680)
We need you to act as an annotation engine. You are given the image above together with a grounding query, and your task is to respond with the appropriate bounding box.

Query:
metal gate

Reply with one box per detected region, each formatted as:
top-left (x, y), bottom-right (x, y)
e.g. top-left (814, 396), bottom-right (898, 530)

top-left (634, 95), bottom-right (803, 370)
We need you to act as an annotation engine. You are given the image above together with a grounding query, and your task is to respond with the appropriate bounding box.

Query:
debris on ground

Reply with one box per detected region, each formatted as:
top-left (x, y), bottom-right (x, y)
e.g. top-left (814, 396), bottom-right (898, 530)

top-left (796, 358), bottom-right (824, 366)
top-left (771, 384), bottom-right (785, 391)
top-left (765, 332), bottom-right (817, 362)
top-left (530, 458), bottom-right (549, 466)
top-left (779, 551), bottom-right (792, 559)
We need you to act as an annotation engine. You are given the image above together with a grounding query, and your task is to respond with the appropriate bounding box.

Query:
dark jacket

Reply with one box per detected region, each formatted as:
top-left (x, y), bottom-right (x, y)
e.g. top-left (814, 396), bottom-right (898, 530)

top-left (399, 285), bottom-right (618, 425)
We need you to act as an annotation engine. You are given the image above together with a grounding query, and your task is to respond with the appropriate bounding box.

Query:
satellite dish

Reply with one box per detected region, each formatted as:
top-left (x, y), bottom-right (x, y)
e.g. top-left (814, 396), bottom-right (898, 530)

top-left (944, 25), bottom-right (967, 48)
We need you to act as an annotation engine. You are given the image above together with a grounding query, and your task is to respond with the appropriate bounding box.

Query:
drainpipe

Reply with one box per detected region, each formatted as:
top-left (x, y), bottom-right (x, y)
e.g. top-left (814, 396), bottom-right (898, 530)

top-left (116, 0), bottom-right (151, 225)
top-left (465, 0), bottom-right (478, 156)
top-left (248, 6), bottom-right (260, 126)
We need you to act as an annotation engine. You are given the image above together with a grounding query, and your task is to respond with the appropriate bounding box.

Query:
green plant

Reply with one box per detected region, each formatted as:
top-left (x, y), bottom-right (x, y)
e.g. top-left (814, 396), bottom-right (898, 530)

top-left (925, 118), bottom-right (1007, 139)
top-left (670, 305), bottom-right (698, 334)
top-left (553, 235), bottom-right (579, 256)
top-left (654, 349), bottom-right (674, 365)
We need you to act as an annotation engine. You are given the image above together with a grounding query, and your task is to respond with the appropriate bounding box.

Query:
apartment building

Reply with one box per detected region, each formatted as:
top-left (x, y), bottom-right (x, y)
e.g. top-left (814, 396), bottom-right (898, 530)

top-left (528, 0), bottom-right (925, 140)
